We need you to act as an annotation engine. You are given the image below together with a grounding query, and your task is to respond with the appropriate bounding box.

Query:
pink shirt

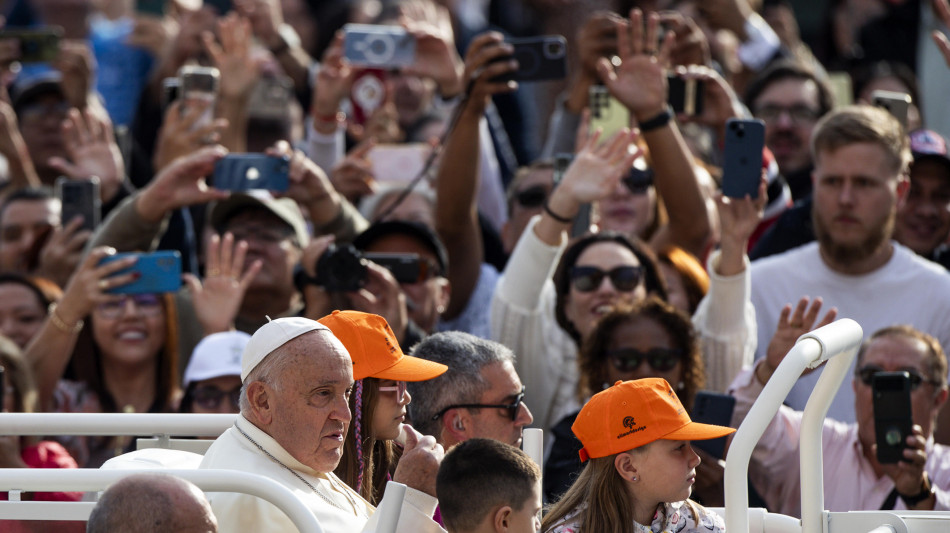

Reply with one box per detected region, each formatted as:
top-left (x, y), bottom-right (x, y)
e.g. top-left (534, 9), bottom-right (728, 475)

top-left (729, 364), bottom-right (950, 517)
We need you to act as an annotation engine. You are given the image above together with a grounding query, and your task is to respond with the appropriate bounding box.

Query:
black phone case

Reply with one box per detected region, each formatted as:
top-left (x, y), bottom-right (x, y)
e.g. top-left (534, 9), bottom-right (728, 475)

top-left (212, 154), bottom-right (290, 192)
top-left (57, 178), bottom-right (101, 232)
top-left (691, 391), bottom-right (736, 459)
top-left (0, 28), bottom-right (62, 63)
top-left (667, 75), bottom-right (705, 116)
top-left (492, 36), bottom-right (567, 82)
top-left (873, 372), bottom-right (913, 464)
top-left (722, 119), bottom-right (765, 199)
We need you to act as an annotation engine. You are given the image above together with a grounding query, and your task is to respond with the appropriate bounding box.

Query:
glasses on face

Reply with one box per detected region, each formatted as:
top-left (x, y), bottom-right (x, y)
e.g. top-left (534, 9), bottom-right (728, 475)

top-left (377, 381), bottom-right (408, 397)
top-left (569, 265), bottom-right (644, 293)
top-left (19, 101), bottom-right (71, 124)
top-left (607, 347), bottom-right (684, 373)
top-left (95, 294), bottom-right (163, 319)
top-left (856, 366), bottom-right (936, 391)
top-left (513, 185), bottom-right (549, 209)
top-left (754, 104), bottom-right (821, 125)
top-left (226, 225), bottom-right (295, 245)
top-left (192, 385), bottom-right (242, 410)
top-left (431, 386), bottom-right (526, 422)
top-left (623, 166), bottom-right (654, 195)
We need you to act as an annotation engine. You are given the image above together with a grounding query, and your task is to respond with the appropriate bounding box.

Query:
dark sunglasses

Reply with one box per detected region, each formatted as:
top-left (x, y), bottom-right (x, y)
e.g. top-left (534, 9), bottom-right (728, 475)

top-left (607, 347), bottom-right (684, 373)
top-left (513, 185), bottom-right (549, 208)
top-left (856, 366), bottom-right (935, 391)
top-left (569, 265), bottom-right (644, 293)
top-left (192, 385), bottom-right (242, 410)
top-left (431, 386), bottom-right (526, 422)
top-left (623, 166), bottom-right (654, 195)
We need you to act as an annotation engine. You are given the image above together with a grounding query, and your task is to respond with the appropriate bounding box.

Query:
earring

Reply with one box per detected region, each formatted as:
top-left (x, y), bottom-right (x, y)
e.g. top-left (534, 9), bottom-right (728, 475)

top-left (632, 476), bottom-right (638, 482)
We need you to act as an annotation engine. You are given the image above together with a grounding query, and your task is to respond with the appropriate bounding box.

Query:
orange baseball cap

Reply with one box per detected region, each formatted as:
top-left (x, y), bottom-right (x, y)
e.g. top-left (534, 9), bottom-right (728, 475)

top-left (572, 378), bottom-right (736, 462)
top-left (318, 310), bottom-right (448, 381)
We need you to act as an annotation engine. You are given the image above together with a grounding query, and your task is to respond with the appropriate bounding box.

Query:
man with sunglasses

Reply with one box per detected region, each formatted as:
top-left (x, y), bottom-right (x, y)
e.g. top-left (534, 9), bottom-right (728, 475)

top-left (407, 331), bottom-right (534, 450)
top-left (730, 324), bottom-right (950, 516)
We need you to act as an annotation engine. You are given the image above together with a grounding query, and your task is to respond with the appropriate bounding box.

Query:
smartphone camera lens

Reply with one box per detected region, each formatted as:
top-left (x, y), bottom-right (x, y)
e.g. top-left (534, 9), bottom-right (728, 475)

top-left (545, 41), bottom-right (564, 58)
top-left (885, 427), bottom-right (902, 446)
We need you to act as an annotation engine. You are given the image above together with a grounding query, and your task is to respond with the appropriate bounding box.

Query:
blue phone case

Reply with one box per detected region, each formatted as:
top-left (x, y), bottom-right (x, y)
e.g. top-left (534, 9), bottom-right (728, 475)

top-left (342, 24), bottom-right (416, 68)
top-left (99, 251), bottom-right (182, 294)
top-left (722, 119), bottom-right (765, 199)
top-left (212, 154), bottom-right (290, 192)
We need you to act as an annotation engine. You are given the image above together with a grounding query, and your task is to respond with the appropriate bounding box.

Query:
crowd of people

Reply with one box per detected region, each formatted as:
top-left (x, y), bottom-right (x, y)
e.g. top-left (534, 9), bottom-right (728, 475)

top-left (2, 0), bottom-right (950, 531)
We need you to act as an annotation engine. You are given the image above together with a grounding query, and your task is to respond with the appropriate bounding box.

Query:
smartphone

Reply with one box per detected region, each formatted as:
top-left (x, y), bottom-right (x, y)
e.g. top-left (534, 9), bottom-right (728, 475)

top-left (873, 371), bottom-right (913, 464)
top-left (248, 76), bottom-right (293, 121)
top-left (553, 153), bottom-right (573, 186)
top-left (349, 69), bottom-right (387, 126)
top-left (343, 24), bottom-right (416, 68)
top-left (178, 66), bottom-right (219, 130)
top-left (212, 154), bottom-right (290, 191)
top-left (667, 75), bottom-right (704, 116)
top-left (827, 71), bottom-right (853, 108)
top-left (367, 143), bottom-right (430, 185)
top-left (492, 35), bottom-right (567, 82)
top-left (0, 28), bottom-right (62, 64)
top-left (161, 77), bottom-right (180, 112)
top-left (135, 0), bottom-right (166, 16)
top-left (99, 251), bottom-right (182, 294)
top-left (364, 253), bottom-right (435, 284)
top-left (691, 391), bottom-right (736, 459)
top-left (872, 90), bottom-right (912, 130)
top-left (203, 0), bottom-right (232, 15)
top-left (56, 177), bottom-right (101, 231)
top-left (722, 118), bottom-right (765, 199)
top-left (589, 85), bottom-right (630, 141)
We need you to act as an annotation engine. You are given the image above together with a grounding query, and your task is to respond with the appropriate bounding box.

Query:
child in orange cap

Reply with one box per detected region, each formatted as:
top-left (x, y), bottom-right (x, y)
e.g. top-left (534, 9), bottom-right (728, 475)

top-left (319, 310), bottom-right (448, 505)
top-left (541, 378), bottom-right (735, 533)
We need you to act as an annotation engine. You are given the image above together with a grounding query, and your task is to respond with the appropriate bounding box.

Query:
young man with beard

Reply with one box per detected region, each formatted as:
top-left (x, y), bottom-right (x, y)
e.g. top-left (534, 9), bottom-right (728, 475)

top-left (749, 105), bottom-right (950, 424)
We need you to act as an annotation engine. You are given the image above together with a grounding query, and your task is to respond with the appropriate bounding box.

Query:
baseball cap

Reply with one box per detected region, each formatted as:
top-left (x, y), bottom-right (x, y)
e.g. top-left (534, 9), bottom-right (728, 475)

top-left (318, 310), bottom-right (447, 381)
top-left (183, 331), bottom-right (251, 388)
top-left (572, 378), bottom-right (735, 462)
top-left (210, 191), bottom-right (310, 247)
top-left (353, 220), bottom-right (449, 276)
top-left (910, 129), bottom-right (950, 173)
top-left (10, 71), bottom-right (64, 114)
top-left (241, 317), bottom-right (329, 381)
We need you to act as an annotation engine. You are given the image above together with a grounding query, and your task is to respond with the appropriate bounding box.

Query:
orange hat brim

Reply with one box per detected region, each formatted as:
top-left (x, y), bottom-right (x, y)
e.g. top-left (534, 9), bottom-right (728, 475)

top-left (357, 354), bottom-right (448, 382)
top-left (663, 421), bottom-right (736, 442)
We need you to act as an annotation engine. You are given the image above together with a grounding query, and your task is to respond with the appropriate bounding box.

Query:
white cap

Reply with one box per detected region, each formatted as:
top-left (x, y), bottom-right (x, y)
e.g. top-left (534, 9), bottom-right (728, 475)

top-left (183, 331), bottom-right (251, 388)
top-left (241, 317), bottom-right (329, 381)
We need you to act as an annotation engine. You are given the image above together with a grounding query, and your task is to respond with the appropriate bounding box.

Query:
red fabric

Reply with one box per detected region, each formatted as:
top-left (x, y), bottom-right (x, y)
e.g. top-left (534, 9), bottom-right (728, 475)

top-left (0, 441), bottom-right (82, 502)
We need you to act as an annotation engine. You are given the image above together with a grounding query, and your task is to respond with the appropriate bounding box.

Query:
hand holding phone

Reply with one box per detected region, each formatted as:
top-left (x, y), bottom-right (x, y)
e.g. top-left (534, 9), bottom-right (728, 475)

top-left (490, 35), bottom-right (567, 82)
top-left (872, 371), bottom-right (914, 464)
top-left (98, 251), bottom-right (182, 294)
top-left (871, 90), bottom-right (912, 130)
top-left (722, 119), bottom-right (765, 199)
top-left (56, 177), bottom-right (101, 231)
top-left (0, 27), bottom-right (62, 64)
top-left (343, 24), bottom-right (416, 68)
top-left (212, 154), bottom-right (290, 192)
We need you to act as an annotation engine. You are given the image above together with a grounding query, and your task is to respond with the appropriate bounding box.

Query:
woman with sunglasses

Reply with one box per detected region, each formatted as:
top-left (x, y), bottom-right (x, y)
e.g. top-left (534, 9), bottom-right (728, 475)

top-left (178, 331), bottom-right (249, 417)
top-left (319, 310), bottom-right (448, 505)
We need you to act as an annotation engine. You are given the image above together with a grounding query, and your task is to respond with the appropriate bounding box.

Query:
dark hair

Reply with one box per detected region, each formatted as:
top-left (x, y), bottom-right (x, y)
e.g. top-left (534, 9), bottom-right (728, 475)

top-left (744, 59), bottom-right (835, 118)
top-left (656, 246), bottom-right (709, 314)
top-left (437, 438), bottom-right (540, 532)
top-left (335, 378), bottom-right (397, 505)
top-left (0, 187), bottom-right (55, 222)
top-left (0, 273), bottom-right (61, 310)
top-left (856, 325), bottom-right (948, 389)
top-left (577, 298), bottom-right (704, 409)
top-left (852, 61), bottom-right (921, 108)
top-left (553, 232), bottom-right (668, 344)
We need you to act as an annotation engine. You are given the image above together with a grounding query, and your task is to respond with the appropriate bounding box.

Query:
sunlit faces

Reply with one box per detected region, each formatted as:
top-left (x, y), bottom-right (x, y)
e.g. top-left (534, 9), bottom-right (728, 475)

top-left (603, 316), bottom-right (683, 389)
top-left (372, 379), bottom-right (411, 441)
top-left (503, 479), bottom-right (542, 533)
top-left (753, 77), bottom-right (822, 175)
top-left (464, 360), bottom-right (534, 448)
top-left (0, 283), bottom-right (48, 349)
top-left (0, 198), bottom-right (61, 272)
top-left (895, 159), bottom-right (950, 256)
top-left (627, 439), bottom-right (701, 510)
top-left (564, 242), bottom-right (647, 340)
top-left (593, 180), bottom-right (656, 239)
top-left (263, 331), bottom-right (354, 473)
top-left (91, 294), bottom-right (167, 371)
top-left (812, 142), bottom-right (904, 267)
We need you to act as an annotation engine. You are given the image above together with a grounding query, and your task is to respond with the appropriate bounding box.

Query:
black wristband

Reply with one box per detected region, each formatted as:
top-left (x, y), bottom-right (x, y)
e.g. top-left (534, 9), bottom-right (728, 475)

top-left (543, 199), bottom-right (574, 224)
top-left (898, 476), bottom-right (933, 507)
top-left (638, 106), bottom-right (673, 132)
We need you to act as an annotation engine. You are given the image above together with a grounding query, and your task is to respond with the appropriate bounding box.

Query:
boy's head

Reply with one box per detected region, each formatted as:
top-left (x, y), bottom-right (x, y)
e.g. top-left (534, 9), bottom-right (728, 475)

top-left (436, 439), bottom-right (542, 533)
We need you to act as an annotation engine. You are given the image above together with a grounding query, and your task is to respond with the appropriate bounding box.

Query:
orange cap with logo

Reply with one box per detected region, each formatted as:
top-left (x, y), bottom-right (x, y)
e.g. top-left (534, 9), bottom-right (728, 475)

top-left (572, 378), bottom-right (736, 462)
top-left (318, 310), bottom-right (448, 381)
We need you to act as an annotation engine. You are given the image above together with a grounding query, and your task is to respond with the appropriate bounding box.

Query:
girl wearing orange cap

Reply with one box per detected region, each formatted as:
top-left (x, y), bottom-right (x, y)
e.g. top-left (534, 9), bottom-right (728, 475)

top-left (318, 310), bottom-right (448, 505)
top-left (541, 378), bottom-right (734, 533)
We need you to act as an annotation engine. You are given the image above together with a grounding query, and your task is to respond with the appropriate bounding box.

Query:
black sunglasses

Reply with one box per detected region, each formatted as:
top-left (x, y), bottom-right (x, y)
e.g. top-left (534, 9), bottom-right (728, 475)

top-left (514, 185), bottom-right (548, 208)
top-left (570, 265), bottom-right (644, 293)
top-left (431, 386), bottom-right (526, 422)
top-left (623, 166), bottom-right (654, 195)
top-left (856, 366), bottom-right (934, 391)
top-left (607, 347), bottom-right (684, 373)
top-left (192, 385), bottom-right (242, 410)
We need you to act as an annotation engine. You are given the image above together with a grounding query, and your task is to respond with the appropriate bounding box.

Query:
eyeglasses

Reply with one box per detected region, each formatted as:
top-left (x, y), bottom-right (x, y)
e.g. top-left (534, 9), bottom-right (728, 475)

top-left (623, 166), bottom-right (654, 195)
top-left (569, 265), bottom-right (644, 293)
top-left (226, 225), bottom-right (295, 245)
top-left (431, 386), bottom-right (526, 421)
top-left (377, 381), bottom-right (407, 397)
top-left (856, 366), bottom-right (936, 390)
top-left (513, 185), bottom-right (549, 209)
top-left (754, 104), bottom-right (821, 125)
top-left (95, 294), bottom-right (163, 319)
top-left (607, 347), bottom-right (684, 373)
top-left (192, 385), bottom-right (242, 410)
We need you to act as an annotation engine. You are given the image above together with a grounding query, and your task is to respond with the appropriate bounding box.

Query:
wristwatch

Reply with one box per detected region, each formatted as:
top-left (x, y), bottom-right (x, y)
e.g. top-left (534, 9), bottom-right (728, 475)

top-left (898, 476), bottom-right (934, 507)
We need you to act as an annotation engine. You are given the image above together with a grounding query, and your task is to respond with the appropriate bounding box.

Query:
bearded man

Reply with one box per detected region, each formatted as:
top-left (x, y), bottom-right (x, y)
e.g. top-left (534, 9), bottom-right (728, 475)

top-left (749, 105), bottom-right (950, 424)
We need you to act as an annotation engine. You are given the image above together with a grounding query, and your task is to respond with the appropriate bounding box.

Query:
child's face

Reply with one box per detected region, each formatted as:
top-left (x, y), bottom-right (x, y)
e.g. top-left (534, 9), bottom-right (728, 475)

top-left (629, 439), bottom-right (701, 507)
top-left (372, 379), bottom-right (410, 441)
top-left (502, 479), bottom-right (542, 533)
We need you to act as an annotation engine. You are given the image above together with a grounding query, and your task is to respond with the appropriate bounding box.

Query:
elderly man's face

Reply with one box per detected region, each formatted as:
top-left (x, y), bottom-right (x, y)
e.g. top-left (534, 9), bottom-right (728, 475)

top-left (265, 331), bottom-right (354, 473)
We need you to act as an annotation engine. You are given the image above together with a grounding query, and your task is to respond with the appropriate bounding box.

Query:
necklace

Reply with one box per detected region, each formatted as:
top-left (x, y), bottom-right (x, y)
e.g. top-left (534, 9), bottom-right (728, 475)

top-left (235, 422), bottom-right (360, 513)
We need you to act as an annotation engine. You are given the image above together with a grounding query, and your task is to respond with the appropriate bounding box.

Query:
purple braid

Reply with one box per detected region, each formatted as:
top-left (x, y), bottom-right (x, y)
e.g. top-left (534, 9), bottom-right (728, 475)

top-left (354, 379), bottom-right (365, 494)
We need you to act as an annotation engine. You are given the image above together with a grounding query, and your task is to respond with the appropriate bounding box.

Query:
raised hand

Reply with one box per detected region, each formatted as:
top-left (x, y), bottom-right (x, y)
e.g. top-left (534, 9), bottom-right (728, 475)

top-left (759, 297), bottom-right (838, 384)
top-left (53, 246), bottom-right (140, 328)
top-left (35, 217), bottom-right (92, 289)
top-left (399, 0), bottom-right (464, 99)
top-left (659, 11), bottom-right (711, 67)
top-left (597, 9), bottom-right (675, 122)
top-left (675, 65), bottom-right (744, 133)
top-left (203, 13), bottom-right (259, 102)
top-left (153, 99), bottom-right (228, 173)
top-left (311, 32), bottom-right (355, 134)
top-left (392, 424), bottom-right (443, 497)
top-left (933, 0), bottom-right (950, 67)
top-left (879, 424), bottom-right (931, 503)
top-left (136, 145), bottom-right (230, 223)
top-left (459, 31), bottom-right (518, 115)
top-left (48, 108), bottom-right (125, 203)
top-left (329, 139), bottom-right (376, 204)
top-left (54, 40), bottom-right (95, 109)
top-left (184, 232), bottom-right (262, 335)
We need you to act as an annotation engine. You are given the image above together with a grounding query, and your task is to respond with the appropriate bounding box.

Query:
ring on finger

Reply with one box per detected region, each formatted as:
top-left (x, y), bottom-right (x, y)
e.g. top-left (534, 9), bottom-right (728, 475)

top-left (97, 279), bottom-right (109, 290)
top-left (209, 268), bottom-right (221, 277)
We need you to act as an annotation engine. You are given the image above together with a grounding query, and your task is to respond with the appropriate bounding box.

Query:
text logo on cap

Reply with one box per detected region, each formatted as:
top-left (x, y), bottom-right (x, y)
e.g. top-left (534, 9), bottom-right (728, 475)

top-left (618, 415), bottom-right (646, 439)
top-left (623, 416), bottom-right (636, 429)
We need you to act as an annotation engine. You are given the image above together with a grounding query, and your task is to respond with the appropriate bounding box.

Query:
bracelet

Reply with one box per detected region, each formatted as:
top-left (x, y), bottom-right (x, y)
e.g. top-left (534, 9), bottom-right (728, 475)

top-left (898, 475), bottom-right (934, 507)
top-left (543, 199), bottom-right (574, 224)
top-left (313, 111), bottom-right (346, 126)
top-left (48, 303), bottom-right (84, 334)
top-left (638, 106), bottom-right (673, 132)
